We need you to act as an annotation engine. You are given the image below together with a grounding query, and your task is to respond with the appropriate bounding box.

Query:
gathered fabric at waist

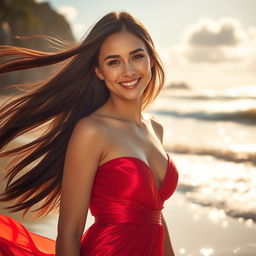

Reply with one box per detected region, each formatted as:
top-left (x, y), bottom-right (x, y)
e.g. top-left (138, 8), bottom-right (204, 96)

top-left (94, 210), bottom-right (162, 225)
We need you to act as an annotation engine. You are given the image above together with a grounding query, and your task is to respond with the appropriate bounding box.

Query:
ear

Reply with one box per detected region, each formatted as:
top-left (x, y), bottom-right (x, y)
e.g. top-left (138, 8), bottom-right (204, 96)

top-left (94, 67), bottom-right (104, 80)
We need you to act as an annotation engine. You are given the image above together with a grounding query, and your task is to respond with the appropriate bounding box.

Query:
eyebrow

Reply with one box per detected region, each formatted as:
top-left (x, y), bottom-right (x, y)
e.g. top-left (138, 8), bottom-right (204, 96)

top-left (104, 48), bottom-right (145, 61)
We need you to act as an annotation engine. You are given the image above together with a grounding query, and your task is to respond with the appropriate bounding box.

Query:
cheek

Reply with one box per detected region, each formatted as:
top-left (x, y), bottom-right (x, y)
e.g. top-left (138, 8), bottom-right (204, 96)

top-left (138, 59), bottom-right (151, 72)
top-left (141, 61), bottom-right (153, 82)
top-left (103, 67), bottom-right (120, 81)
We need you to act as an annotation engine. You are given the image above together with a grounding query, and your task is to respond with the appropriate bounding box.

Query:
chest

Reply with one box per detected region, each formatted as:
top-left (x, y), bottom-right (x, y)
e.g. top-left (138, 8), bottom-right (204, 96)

top-left (101, 122), bottom-right (168, 189)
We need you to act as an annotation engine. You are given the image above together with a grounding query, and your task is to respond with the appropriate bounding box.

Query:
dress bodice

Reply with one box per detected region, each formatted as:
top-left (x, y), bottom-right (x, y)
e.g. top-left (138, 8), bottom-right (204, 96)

top-left (89, 152), bottom-right (179, 218)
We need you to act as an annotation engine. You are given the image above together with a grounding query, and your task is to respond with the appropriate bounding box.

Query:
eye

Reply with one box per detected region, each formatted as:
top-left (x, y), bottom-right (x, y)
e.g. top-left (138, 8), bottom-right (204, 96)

top-left (133, 54), bottom-right (145, 59)
top-left (107, 54), bottom-right (145, 66)
top-left (107, 60), bottom-right (119, 66)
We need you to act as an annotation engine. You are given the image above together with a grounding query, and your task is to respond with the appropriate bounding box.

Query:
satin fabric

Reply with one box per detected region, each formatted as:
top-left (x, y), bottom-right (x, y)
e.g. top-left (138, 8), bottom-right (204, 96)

top-left (0, 152), bottom-right (179, 255)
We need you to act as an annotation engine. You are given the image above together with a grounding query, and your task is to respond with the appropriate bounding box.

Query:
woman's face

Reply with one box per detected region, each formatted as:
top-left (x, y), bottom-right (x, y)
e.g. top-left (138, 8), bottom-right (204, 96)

top-left (94, 30), bottom-right (154, 100)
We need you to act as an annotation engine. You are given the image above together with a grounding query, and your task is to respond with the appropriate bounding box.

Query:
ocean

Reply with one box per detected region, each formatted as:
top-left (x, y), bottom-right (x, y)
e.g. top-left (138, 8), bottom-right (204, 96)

top-left (148, 84), bottom-right (256, 225)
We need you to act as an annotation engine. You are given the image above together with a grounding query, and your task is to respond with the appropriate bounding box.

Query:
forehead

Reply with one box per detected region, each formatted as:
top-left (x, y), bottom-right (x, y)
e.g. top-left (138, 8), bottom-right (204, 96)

top-left (99, 30), bottom-right (147, 57)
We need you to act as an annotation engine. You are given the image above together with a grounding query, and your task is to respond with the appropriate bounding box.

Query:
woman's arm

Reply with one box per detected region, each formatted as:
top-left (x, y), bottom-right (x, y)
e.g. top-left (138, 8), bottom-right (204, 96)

top-left (162, 213), bottom-right (176, 256)
top-left (56, 117), bottom-right (106, 256)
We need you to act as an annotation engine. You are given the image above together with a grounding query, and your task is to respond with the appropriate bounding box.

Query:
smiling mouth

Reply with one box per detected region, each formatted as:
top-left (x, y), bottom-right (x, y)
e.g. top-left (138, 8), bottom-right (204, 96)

top-left (119, 78), bottom-right (141, 88)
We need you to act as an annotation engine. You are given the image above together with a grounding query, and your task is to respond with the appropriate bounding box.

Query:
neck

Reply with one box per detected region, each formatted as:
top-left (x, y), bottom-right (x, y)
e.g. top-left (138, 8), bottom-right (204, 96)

top-left (106, 96), bottom-right (145, 127)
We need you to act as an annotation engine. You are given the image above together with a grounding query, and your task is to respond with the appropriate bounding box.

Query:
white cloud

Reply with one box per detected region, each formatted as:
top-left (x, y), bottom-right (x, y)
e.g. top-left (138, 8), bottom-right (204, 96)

top-left (181, 17), bottom-right (249, 64)
top-left (184, 17), bottom-right (246, 47)
top-left (168, 17), bottom-right (256, 67)
top-left (57, 5), bottom-right (77, 23)
top-left (163, 17), bottom-right (256, 89)
top-left (73, 23), bottom-right (86, 41)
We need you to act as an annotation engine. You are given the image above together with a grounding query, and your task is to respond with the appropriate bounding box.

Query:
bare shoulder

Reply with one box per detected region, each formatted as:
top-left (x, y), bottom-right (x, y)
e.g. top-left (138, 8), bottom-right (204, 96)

top-left (75, 115), bottom-right (108, 143)
top-left (146, 113), bottom-right (164, 144)
top-left (75, 115), bottom-right (104, 136)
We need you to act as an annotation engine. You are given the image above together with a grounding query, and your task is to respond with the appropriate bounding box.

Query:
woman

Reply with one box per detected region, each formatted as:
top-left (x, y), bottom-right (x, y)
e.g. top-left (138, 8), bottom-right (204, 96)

top-left (0, 11), bottom-right (179, 255)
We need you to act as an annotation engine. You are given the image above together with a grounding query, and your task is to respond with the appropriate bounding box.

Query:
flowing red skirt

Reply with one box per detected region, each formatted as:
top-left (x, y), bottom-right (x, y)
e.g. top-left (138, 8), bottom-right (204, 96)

top-left (0, 214), bottom-right (55, 256)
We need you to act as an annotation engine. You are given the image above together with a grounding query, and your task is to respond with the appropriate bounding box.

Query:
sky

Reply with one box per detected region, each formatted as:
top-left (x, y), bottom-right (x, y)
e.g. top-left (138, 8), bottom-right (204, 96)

top-left (36, 0), bottom-right (256, 90)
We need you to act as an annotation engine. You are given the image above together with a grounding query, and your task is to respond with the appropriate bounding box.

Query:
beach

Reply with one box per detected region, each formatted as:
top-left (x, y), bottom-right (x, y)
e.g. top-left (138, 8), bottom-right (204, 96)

top-left (1, 88), bottom-right (256, 256)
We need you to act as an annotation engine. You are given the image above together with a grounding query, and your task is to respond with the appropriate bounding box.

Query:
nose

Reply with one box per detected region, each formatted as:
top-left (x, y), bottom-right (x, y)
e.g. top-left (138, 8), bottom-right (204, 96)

top-left (122, 60), bottom-right (136, 77)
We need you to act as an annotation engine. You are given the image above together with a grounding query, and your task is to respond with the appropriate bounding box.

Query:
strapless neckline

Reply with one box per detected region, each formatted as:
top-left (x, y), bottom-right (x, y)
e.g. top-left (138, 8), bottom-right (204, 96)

top-left (98, 152), bottom-right (170, 193)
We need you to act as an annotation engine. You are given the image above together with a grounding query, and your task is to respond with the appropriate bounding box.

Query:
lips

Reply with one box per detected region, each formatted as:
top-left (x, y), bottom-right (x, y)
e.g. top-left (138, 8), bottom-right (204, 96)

top-left (119, 78), bottom-right (141, 88)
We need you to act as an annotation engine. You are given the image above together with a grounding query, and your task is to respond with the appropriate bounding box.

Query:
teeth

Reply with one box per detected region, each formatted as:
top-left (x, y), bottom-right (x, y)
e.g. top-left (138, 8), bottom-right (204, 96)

top-left (120, 79), bottom-right (138, 86)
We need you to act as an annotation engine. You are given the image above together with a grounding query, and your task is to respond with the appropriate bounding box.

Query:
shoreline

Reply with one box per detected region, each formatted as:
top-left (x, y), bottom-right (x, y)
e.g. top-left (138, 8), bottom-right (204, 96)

top-left (168, 152), bottom-right (256, 225)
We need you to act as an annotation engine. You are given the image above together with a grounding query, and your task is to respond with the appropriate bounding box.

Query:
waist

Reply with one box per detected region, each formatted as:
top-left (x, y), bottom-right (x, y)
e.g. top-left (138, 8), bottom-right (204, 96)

top-left (94, 210), bottom-right (162, 225)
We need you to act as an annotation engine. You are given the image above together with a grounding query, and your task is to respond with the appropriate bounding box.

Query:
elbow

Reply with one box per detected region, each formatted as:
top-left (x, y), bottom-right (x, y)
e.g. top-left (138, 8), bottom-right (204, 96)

top-left (56, 234), bottom-right (81, 256)
top-left (56, 230), bottom-right (82, 242)
top-left (57, 222), bottom-right (84, 241)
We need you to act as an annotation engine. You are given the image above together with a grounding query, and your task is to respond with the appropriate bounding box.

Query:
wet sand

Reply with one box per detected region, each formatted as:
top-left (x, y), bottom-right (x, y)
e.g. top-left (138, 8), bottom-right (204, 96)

top-left (164, 191), bottom-right (256, 256)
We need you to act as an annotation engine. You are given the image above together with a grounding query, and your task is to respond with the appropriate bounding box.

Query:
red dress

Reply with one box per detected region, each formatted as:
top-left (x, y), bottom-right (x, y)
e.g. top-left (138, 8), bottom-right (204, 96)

top-left (0, 152), bottom-right (179, 255)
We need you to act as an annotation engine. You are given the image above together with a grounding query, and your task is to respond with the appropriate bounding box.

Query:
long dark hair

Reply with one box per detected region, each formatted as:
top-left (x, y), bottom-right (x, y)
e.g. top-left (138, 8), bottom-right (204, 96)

top-left (0, 11), bottom-right (165, 219)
